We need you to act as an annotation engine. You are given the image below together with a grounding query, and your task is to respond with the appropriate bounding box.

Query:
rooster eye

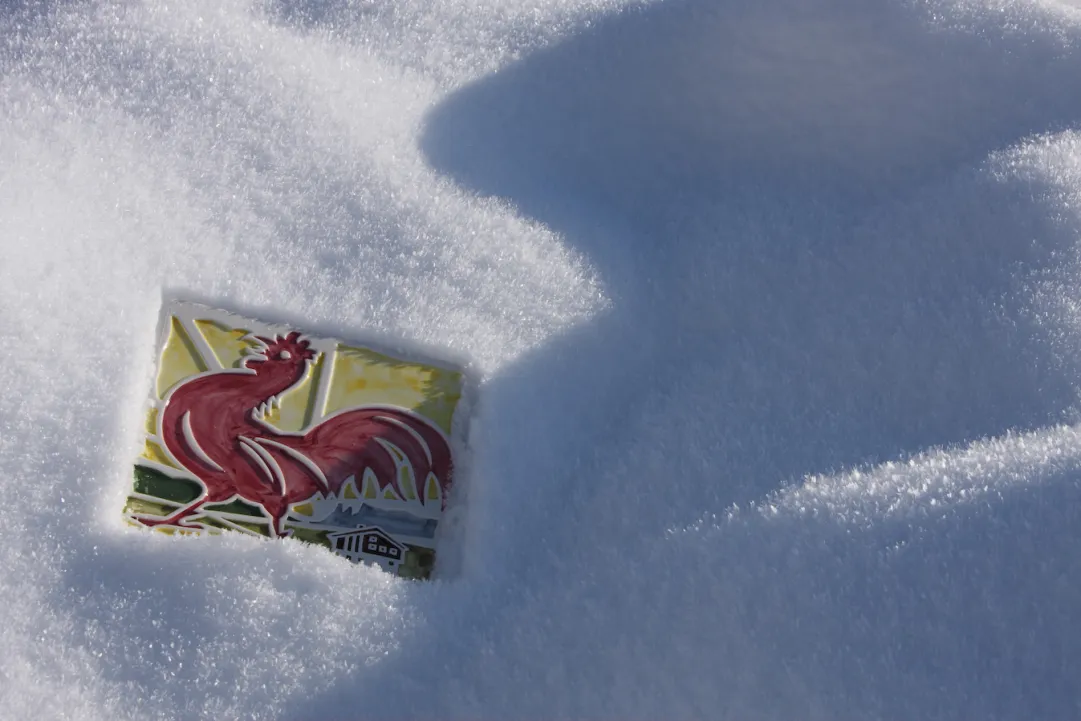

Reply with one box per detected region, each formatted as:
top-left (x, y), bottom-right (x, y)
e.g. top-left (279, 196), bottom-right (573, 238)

top-left (278, 350), bottom-right (292, 360)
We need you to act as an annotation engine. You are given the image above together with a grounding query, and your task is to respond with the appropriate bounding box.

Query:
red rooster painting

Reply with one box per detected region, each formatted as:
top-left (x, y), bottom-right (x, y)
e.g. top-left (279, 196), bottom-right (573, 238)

top-left (134, 331), bottom-right (453, 537)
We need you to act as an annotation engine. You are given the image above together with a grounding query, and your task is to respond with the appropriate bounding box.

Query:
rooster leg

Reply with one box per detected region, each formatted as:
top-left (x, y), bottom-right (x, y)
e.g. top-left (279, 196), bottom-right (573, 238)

top-left (270, 512), bottom-right (294, 539)
top-left (134, 498), bottom-right (208, 530)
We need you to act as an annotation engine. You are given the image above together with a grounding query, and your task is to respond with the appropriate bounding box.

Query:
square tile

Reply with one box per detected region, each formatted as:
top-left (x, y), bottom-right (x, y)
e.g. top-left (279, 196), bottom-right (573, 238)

top-left (126, 301), bottom-right (466, 579)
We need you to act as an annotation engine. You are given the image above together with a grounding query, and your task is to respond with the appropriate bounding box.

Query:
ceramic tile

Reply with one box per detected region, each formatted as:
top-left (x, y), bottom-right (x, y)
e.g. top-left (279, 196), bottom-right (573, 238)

top-left (126, 301), bottom-right (465, 579)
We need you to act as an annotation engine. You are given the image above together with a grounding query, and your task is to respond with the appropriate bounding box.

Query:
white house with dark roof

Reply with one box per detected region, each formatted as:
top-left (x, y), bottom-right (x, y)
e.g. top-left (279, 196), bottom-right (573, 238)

top-left (327, 526), bottom-right (407, 572)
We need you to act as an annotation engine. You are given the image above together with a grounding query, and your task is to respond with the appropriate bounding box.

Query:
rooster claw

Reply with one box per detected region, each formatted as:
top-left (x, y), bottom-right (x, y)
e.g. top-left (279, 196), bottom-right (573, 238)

top-left (129, 513), bottom-right (207, 532)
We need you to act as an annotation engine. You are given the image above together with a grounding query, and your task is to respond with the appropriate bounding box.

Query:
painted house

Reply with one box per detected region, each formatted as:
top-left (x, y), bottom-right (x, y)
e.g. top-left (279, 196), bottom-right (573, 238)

top-left (327, 526), bottom-right (407, 572)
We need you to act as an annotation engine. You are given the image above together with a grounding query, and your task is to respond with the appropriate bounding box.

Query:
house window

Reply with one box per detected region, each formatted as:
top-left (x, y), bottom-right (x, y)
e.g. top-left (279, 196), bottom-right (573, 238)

top-left (389, 548), bottom-right (399, 558)
top-left (378, 545), bottom-right (387, 554)
top-left (336, 537), bottom-right (345, 550)
top-left (367, 539), bottom-right (377, 551)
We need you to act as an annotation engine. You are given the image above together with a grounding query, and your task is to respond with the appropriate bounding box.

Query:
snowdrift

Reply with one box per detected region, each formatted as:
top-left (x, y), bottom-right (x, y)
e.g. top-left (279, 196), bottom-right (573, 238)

top-left (4, 0), bottom-right (1081, 718)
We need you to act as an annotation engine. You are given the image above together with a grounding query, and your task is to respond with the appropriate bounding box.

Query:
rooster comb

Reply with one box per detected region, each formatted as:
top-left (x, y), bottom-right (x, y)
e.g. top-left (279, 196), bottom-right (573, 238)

top-left (252, 331), bottom-right (316, 360)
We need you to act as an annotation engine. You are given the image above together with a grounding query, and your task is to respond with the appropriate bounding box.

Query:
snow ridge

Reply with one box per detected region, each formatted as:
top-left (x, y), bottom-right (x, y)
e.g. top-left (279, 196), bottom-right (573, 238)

top-left (4, 0), bottom-right (1081, 718)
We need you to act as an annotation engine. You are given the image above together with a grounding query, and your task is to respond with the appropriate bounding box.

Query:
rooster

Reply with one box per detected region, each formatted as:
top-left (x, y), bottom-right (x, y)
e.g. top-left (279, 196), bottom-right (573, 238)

top-left (136, 331), bottom-right (453, 537)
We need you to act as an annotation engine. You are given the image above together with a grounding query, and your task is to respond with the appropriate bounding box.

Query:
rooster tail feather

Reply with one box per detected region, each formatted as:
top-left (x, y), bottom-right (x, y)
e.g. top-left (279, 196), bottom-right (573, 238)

top-left (272, 407), bottom-right (455, 508)
top-left (362, 412), bottom-right (453, 508)
top-left (368, 418), bottom-right (437, 502)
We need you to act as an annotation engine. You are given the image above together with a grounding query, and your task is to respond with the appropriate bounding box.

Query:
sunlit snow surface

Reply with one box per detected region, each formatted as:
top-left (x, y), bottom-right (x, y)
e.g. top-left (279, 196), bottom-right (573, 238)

top-left (4, 0), bottom-right (1081, 718)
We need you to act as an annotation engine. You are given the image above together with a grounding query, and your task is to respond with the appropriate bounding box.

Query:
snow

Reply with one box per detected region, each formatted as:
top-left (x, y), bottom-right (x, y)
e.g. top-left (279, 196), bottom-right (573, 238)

top-left (4, 0), bottom-right (1081, 717)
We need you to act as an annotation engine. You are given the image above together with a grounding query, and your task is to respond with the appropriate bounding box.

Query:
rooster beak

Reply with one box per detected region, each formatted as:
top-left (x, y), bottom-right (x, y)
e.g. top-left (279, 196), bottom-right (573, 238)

top-left (236, 335), bottom-right (270, 364)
